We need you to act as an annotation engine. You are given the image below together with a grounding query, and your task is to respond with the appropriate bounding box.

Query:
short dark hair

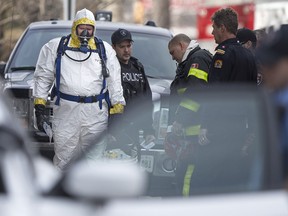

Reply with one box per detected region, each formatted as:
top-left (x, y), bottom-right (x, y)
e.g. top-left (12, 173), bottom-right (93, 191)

top-left (168, 33), bottom-right (191, 47)
top-left (211, 8), bottom-right (238, 35)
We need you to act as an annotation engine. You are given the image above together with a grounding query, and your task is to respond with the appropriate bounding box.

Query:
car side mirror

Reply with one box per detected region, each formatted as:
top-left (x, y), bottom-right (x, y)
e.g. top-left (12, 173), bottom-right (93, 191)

top-left (62, 160), bottom-right (147, 200)
top-left (0, 63), bottom-right (6, 78)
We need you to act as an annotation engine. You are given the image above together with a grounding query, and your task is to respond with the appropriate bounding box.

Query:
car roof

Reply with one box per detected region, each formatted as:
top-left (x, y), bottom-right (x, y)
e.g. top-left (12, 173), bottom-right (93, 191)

top-left (27, 20), bottom-right (173, 37)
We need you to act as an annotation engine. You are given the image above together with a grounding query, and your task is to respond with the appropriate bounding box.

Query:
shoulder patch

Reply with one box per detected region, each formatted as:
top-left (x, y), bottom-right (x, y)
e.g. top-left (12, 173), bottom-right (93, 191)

top-left (216, 49), bottom-right (225, 55)
top-left (190, 63), bottom-right (199, 69)
top-left (214, 59), bottom-right (223, 69)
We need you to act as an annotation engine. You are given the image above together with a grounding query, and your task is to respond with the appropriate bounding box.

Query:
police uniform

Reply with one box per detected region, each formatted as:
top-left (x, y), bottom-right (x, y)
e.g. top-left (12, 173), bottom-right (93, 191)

top-left (109, 56), bottom-right (154, 146)
top-left (121, 56), bottom-right (153, 133)
top-left (121, 57), bottom-right (152, 113)
top-left (208, 38), bottom-right (257, 83)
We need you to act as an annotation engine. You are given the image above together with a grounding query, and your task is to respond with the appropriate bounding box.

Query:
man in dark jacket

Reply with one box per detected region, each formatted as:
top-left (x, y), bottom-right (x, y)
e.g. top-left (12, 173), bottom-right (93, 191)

top-left (110, 28), bottom-right (155, 155)
top-left (236, 27), bottom-right (263, 85)
top-left (168, 33), bottom-right (212, 127)
top-left (209, 8), bottom-right (257, 83)
top-left (167, 33), bottom-right (212, 196)
top-left (236, 27), bottom-right (257, 53)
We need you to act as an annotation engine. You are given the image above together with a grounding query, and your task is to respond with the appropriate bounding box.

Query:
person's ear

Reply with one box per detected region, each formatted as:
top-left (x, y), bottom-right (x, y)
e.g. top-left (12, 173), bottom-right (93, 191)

top-left (179, 42), bottom-right (187, 51)
top-left (246, 40), bottom-right (252, 48)
top-left (220, 24), bottom-right (225, 33)
top-left (179, 42), bottom-right (184, 50)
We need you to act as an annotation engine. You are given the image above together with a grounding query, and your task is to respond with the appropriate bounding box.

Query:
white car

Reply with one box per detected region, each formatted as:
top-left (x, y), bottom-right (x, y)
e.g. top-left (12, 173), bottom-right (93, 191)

top-left (1, 19), bottom-right (175, 149)
top-left (1, 83), bottom-right (288, 215)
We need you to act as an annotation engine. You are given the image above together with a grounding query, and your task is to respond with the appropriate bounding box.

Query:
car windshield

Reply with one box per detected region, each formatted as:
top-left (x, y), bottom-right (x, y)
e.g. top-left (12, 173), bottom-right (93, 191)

top-left (7, 28), bottom-right (71, 72)
top-left (7, 26), bottom-right (176, 80)
top-left (96, 30), bottom-right (176, 80)
top-left (84, 85), bottom-right (281, 197)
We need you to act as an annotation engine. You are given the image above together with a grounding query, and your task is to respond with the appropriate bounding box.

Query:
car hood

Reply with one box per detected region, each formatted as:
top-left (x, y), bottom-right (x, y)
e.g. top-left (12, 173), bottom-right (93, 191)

top-left (4, 71), bottom-right (173, 100)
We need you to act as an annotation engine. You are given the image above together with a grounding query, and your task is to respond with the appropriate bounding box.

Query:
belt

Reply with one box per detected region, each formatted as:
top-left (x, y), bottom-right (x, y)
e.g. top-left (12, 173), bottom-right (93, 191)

top-left (59, 91), bottom-right (106, 103)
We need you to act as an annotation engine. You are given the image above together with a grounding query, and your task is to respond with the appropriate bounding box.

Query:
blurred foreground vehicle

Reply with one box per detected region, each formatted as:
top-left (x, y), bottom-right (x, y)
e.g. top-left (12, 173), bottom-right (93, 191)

top-left (99, 85), bottom-right (287, 197)
top-left (0, 82), bottom-right (287, 215)
top-left (63, 84), bottom-right (287, 215)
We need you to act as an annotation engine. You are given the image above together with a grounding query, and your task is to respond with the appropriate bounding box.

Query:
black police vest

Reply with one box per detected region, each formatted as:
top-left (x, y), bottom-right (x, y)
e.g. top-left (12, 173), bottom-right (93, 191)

top-left (120, 59), bottom-right (146, 105)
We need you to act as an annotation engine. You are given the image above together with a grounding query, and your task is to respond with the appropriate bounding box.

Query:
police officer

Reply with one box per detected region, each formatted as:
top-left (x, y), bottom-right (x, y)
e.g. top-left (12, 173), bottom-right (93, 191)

top-left (236, 27), bottom-right (264, 85)
top-left (209, 8), bottom-right (257, 83)
top-left (167, 34), bottom-right (212, 196)
top-left (236, 27), bottom-right (257, 53)
top-left (110, 28), bottom-right (155, 153)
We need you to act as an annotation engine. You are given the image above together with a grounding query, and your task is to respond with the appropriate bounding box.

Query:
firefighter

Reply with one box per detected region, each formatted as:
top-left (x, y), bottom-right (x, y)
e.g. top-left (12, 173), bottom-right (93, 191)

top-left (166, 33), bottom-right (212, 196)
top-left (168, 34), bottom-right (212, 127)
top-left (208, 8), bottom-right (257, 83)
top-left (33, 8), bottom-right (125, 171)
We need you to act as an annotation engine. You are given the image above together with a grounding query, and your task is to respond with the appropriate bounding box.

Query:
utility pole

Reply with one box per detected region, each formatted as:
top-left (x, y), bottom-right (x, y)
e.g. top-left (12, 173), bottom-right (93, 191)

top-left (106, 0), bottom-right (125, 21)
top-left (63, 0), bottom-right (76, 20)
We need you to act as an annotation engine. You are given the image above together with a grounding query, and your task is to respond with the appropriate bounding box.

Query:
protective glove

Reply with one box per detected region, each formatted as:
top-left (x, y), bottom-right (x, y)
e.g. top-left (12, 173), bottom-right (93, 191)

top-left (109, 103), bottom-right (124, 114)
top-left (34, 104), bottom-right (50, 132)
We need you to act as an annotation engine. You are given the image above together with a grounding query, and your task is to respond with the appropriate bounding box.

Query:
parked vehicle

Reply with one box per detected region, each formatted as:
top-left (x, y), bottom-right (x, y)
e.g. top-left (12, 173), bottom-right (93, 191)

top-left (0, 19), bottom-right (176, 150)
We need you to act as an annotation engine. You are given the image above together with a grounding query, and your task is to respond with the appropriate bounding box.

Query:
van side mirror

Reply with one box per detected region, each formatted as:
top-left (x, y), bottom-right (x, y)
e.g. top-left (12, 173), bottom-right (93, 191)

top-left (0, 62), bottom-right (6, 78)
top-left (95, 10), bottom-right (112, 21)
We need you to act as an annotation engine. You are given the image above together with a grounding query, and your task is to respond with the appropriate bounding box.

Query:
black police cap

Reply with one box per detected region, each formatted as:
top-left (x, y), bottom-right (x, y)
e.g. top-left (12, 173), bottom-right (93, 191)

top-left (236, 28), bottom-right (257, 44)
top-left (111, 28), bottom-right (133, 45)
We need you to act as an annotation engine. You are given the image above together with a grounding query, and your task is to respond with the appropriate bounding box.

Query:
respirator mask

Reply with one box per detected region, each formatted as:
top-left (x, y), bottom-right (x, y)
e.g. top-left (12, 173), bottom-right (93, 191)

top-left (78, 29), bottom-right (93, 53)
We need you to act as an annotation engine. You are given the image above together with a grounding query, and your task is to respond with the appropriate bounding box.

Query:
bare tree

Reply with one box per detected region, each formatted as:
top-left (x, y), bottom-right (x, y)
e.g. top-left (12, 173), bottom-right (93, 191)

top-left (75, 0), bottom-right (125, 22)
top-left (0, 0), bottom-right (62, 61)
top-left (0, 0), bottom-right (124, 61)
top-left (76, 0), bottom-right (117, 14)
top-left (153, 0), bottom-right (170, 28)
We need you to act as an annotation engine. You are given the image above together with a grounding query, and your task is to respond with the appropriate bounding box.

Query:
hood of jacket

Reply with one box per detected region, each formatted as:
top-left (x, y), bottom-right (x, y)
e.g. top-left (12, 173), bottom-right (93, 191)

top-left (181, 40), bottom-right (199, 63)
top-left (70, 8), bottom-right (96, 49)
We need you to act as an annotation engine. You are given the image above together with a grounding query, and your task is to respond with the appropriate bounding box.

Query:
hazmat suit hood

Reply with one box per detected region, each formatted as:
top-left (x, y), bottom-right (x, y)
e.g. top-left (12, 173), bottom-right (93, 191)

top-left (70, 8), bottom-right (96, 49)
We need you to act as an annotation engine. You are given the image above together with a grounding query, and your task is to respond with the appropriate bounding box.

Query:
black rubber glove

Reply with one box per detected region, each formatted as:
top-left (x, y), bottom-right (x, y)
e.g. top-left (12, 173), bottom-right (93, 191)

top-left (34, 104), bottom-right (49, 132)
